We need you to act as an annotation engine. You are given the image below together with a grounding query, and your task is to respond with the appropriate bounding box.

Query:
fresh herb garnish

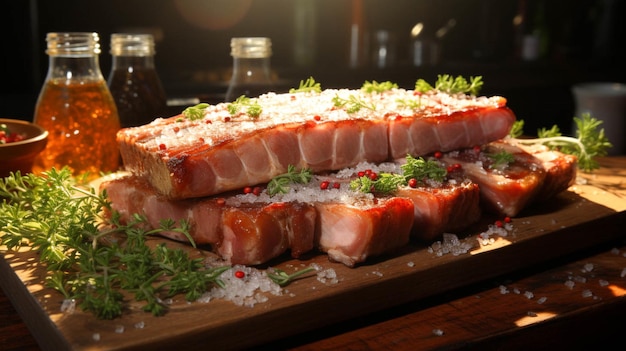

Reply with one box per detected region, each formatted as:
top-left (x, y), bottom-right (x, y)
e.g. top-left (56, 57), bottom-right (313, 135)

top-left (415, 75), bottom-right (484, 96)
top-left (361, 80), bottom-right (398, 93)
top-left (332, 94), bottom-right (376, 114)
top-left (396, 98), bottom-right (422, 110)
top-left (509, 120), bottom-right (525, 138)
top-left (400, 155), bottom-right (448, 183)
top-left (289, 76), bottom-right (322, 93)
top-left (509, 113), bottom-right (612, 172)
top-left (182, 103), bottom-right (210, 121)
top-left (267, 266), bottom-right (316, 286)
top-left (266, 165), bottom-right (313, 196)
top-left (227, 95), bottom-right (263, 118)
top-left (486, 150), bottom-right (515, 170)
top-left (0, 168), bottom-right (232, 319)
top-left (350, 155), bottom-right (447, 195)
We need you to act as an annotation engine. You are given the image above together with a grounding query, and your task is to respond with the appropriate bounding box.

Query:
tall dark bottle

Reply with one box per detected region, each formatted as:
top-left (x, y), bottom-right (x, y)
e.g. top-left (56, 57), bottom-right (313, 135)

top-left (107, 33), bottom-right (168, 128)
top-left (224, 37), bottom-right (273, 102)
top-left (33, 32), bottom-right (120, 177)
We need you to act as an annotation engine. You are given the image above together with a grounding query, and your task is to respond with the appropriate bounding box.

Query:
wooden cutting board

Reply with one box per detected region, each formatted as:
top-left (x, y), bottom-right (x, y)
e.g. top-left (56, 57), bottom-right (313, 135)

top-left (1, 157), bottom-right (625, 351)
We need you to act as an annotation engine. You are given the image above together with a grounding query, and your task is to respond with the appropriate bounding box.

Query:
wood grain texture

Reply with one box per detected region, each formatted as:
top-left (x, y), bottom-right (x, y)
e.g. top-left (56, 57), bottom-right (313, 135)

top-left (1, 157), bottom-right (625, 351)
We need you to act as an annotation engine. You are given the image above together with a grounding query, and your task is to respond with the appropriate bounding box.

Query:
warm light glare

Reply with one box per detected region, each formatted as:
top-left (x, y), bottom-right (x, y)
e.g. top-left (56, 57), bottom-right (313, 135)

top-left (470, 237), bottom-right (513, 255)
top-left (411, 23), bottom-right (424, 38)
top-left (515, 311), bottom-right (557, 327)
top-left (608, 284), bottom-right (626, 297)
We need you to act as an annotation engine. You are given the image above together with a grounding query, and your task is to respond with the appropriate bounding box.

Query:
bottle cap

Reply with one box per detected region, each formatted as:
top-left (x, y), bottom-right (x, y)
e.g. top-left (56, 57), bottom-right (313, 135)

top-left (230, 37), bottom-right (272, 58)
top-left (110, 34), bottom-right (156, 56)
top-left (46, 32), bottom-right (101, 56)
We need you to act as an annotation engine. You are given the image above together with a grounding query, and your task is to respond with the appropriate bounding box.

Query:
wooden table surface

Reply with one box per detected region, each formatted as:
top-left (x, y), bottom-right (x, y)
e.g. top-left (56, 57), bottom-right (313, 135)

top-left (3, 241), bottom-right (626, 350)
top-left (2, 157), bottom-right (626, 351)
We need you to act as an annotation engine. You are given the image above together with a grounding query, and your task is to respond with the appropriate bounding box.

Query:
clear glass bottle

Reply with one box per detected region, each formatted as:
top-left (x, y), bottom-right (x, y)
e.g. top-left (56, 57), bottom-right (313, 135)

top-left (224, 37), bottom-right (273, 102)
top-left (107, 33), bottom-right (168, 128)
top-left (33, 32), bottom-right (120, 178)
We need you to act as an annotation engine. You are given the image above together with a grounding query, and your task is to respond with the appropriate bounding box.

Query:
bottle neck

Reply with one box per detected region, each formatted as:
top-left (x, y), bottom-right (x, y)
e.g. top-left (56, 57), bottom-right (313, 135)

top-left (111, 55), bottom-right (156, 70)
top-left (231, 57), bottom-right (272, 82)
top-left (47, 54), bottom-right (104, 81)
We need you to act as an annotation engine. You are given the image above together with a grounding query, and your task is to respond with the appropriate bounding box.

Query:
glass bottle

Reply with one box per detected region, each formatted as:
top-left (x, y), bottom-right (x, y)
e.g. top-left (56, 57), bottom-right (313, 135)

top-left (107, 33), bottom-right (168, 128)
top-left (33, 32), bottom-right (120, 177)
top-left (224, 37), bottom-right (273, 102)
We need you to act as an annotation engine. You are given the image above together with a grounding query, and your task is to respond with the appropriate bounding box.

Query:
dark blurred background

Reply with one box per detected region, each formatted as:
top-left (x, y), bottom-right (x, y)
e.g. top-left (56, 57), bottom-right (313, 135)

top-left (2, 0), bottom-right (625, 135)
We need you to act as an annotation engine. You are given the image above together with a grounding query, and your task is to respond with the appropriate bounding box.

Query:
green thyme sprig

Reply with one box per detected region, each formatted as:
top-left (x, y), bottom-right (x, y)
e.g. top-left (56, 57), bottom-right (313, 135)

top-left (289, 76), bottom-right (322, 93)
top-left (486, 150), bottom-right (515, 170)
top-left (0, 168), bottom-right (230, 319)
top-left (361, 80), bottom-right (398, 93)
top-left (332, 94), bottom-right (377, 114)
top-left (400, 155), bottom-right (447, 183)
top-left (267, 266), bottom-right (316, 286)
top-left (227, 95), bottom-right (263, 118)
top-left (266, 165), bottom-right (313, 196)
top-left (415, 75), bottom-right (484, 96)
top-left (509, 113), bottom-right (612, 172)
top-left (182, 103), bottom-right (210, 121)
top-left (396, 98), bottom-right (422, 110)
top-left (350, 155), bottom-right (447, 195)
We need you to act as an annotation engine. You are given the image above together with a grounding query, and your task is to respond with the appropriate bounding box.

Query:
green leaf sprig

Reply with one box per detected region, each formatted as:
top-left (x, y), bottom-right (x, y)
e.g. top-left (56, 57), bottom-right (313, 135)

top-left (361, 80), bottom-right (398, 93)
top-left (332, 94), bottom-right (377, 114)
top-left (0, 168), bottom-right (230, 319)
top-left (266, 165), bottom-right (313, 196)
top-left (396, 98), bottom-right (422, 110)
top-left (510, 113), bottom-right (612, 172)
top-left (289, 76), bottom-right (322, 93)
top-left (415, 75), bottom-right (484, 96)
top-left (350, 155), bottom-right (447, 195)
top-left (400, 155), bottom-right (448, 182)
top-left (267, 266), bottom-right (316, 286)
top-left (486, 150), bottom-right (515, 170)
top-left (227, 95), bottom-right (263, 118)
top-left (182, 103), bottom-right (210, 121)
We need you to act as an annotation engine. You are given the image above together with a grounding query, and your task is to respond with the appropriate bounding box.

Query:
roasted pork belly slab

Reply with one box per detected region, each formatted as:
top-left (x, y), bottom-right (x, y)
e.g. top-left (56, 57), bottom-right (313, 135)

top-left (314, 197), bottom-right (414, 267)
top-left (118, 89), bottom-right (515, 199)
top-left (440, 140), bottom-right (577, 217)
top-left (102, 175), bottom-right (317, 265)
top-left (396, 180), bottom-right (481, 242)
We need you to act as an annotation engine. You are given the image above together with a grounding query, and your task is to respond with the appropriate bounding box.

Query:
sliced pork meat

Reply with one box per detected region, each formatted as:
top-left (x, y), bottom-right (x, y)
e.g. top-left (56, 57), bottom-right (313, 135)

top-left (510, 142), bottom-right (578, 201)
top-left (327, 161), bottom-right (481, 243)
top-left (118, 89), bottom-right (515, 199)
top-left (440, 140), bottom-right (577, 217)
top-left (396, 180), bottom-right (481, 242)
top-left (314, 197), bottom-right (414, 267)
top-left (101, 175), bottom-right (317, 265)
top-left (388, 105), bottom-right (516, 159)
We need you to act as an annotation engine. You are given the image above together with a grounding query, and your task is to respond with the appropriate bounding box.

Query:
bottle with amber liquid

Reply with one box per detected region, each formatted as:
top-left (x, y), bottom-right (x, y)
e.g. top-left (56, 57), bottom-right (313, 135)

top-left (33, 32), bottom-right (121, 177)
top-left (107, 33), bottom-right (168, 128)
top-left (225, 37), bottom-right (274, 102)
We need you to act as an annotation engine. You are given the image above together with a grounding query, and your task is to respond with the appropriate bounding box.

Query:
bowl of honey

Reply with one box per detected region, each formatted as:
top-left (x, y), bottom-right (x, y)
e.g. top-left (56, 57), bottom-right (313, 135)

top-left (0, 118), bottom-right (48, 177)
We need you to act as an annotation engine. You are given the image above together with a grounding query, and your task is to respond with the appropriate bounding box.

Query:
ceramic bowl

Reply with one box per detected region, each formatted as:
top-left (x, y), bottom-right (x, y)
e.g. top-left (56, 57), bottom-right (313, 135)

top-left (0, 118), bottom-right (48, 177)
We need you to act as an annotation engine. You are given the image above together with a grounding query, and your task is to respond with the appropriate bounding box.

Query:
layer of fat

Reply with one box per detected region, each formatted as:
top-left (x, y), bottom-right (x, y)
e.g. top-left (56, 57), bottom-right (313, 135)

top-left (121, 89), bottom-right (504, 152)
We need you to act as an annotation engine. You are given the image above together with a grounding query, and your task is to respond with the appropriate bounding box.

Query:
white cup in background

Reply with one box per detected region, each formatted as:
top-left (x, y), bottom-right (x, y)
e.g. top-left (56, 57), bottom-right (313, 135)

top-left (572, 82), bottom-right (626, 155)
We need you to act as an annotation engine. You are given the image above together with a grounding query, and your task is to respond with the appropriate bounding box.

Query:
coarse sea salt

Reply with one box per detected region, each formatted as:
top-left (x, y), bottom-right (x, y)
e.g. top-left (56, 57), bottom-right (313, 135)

top-left (200, 265), bottom-right (282, 307)
top-left (537, 296), bottom-right (547, 304)
top-left (432, 329), bottom-right (445, 336)
top-left (428, 233), bottom-right (473, 257)
top-left (60, 298), bottom-right (76, 314)
top-left (582, 263), bottom-right (594, 272)
top-left (564, 280), bottom-right (575, 289)
top-left (621, 268), bottom-right (626, 278)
